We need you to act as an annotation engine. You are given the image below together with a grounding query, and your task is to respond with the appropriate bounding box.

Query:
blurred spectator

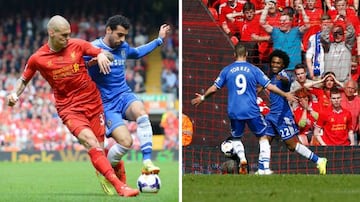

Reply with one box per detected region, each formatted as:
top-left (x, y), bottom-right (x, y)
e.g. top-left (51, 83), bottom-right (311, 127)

top-left (340, 80), bottom-right (360, 144)
top-left (303, 0), bottom-right (323, 28)
top-left (290, 63), bottom-right (314, 109)
top-left (133, 71), bottom-right (146, 93)
top-left (305, 71), bottom-right (344, 114)
top-left (327, 0), bottom-right (360, 61)
top-left (161, 68), bottom-right (178, 96)
top-left (293, 88), bottom-right (320, 146)
top-left (237, 2), bottom-right (261, 65)
top-left (314, 87), bottom-right (355, 146)
top-left (125, 66), bottom-right (136, 91)
top-left (290, 63), bottom-right (313, 92)
top-left (256, 0), bottom-right (281, 71)
top-left (260, 2), bottom-right (310, 76)
top-left (160, 110), bottom-right (179, 150)
top-left (351, 55), bottom-right (360, 82)
top-left (218, 0), bottom-right (244, 37)
top-left (305, 14), bottom-right (333, 80)
top-left (321, 22), bottom-right (355, 83)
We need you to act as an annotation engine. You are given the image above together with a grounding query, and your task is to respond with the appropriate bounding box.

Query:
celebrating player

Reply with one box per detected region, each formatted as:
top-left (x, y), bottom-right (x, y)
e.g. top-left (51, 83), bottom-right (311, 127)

top-left (85, 15), bottom-right (171, 193)
top-left (6, 15), bottom-right (139, 197)
top-left (191, 43), bottom-right (296, 174)
top-left (261, 49), bottom-right (327, 175)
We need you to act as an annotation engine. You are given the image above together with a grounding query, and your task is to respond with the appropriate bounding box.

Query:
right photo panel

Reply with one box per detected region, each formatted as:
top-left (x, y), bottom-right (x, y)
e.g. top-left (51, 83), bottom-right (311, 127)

top-left (182, 0), bottom-right (360, 201)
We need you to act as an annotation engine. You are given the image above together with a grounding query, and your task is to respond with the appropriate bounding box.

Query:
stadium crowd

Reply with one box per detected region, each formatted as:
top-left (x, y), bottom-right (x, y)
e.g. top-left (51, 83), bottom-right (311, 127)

top-left (0, 1), bottom-right (179, 151)
top-left (205, 0), bottom-right (360, 146)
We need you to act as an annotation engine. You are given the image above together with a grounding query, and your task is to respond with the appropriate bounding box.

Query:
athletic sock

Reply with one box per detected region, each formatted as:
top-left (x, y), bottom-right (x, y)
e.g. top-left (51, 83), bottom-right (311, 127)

top-left (295, 143), bottom-right (319, 163)
top-left (136, 115), bottom-right (153, 160)
top-left (232, 139), bottom-right (247, 163)
top-left (259, 139), bottom-right (271, 170)
top-left (107, 143), bottom-right (129, 166)
top-left (88, 148), bottom-right (124, 190)
top-left (113, 161), bottom-right (127, 184)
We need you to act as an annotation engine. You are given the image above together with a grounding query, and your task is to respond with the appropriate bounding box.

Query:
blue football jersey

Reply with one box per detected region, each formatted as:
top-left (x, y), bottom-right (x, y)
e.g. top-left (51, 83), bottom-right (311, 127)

top-left (87, 37), bottom-right (163, 104)
top-left (214, 61), bottom-right (270, 119)
top-left (267, 69), bottom-right (292, 118)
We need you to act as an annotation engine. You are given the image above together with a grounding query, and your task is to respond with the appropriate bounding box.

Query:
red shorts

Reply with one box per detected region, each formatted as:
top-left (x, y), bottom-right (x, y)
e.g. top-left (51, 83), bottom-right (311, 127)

top-left (63, 112), bottom-right (105, 143)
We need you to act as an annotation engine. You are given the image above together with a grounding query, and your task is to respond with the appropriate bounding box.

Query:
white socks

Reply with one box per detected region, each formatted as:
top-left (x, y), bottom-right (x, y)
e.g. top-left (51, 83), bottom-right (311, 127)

top-left (232, 139), bottom-right (247, 163)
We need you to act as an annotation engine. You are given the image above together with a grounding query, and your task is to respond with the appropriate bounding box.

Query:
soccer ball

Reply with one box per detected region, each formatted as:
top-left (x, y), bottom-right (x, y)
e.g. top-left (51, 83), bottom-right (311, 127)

top-left (221, 139), bottom-right (234, 157)
top-left (137, 174), bottom-right (161, 193)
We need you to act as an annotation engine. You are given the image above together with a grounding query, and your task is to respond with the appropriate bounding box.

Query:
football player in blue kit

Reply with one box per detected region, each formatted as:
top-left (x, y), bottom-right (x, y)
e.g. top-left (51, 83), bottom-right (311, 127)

top-left (86, 15), bottom-right (171, 194)
top-left (191, 43), bottom-right (296, 174)
top-left (261, 49), bottom-right (327, 175)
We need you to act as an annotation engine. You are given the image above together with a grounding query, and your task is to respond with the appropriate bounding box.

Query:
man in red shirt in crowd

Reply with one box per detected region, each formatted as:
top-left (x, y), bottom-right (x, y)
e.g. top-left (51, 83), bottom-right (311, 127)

top-left (6, 15), bottom-right (139, 197)
top-left (257, 0), bottom-right (281, 73)
top-left (341, 80), bottom-right (360, 145)
top-left (238, 1), bottom-right (261, 65)
top-left (218, 0), bottom-right (244, 37)
top-left (314, 88), bottom-right (355, 146)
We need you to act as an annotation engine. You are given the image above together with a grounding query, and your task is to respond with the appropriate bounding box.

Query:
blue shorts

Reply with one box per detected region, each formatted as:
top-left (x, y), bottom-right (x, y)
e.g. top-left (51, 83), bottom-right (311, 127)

top-left (230, 115), bottom-right (267, 138)
top-left (265, 112), bottom-right (299, 140)
top-left (103, 92), bottom-right (140, 137)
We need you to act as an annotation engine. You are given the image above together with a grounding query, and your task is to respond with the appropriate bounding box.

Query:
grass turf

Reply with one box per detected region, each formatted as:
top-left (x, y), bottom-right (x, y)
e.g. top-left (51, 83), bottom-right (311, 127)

top-left (0, 161), bottom-right (178, 202)
top-left (183, 174), bottom-right (360, 202)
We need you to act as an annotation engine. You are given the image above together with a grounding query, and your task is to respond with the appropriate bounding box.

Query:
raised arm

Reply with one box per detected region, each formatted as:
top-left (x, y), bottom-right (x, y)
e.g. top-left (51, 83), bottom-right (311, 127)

top-left (259, 3), bottom-right (273, 34)
top-left (297, 4), bottom-right (310, 33)
top-left (128, 24), bottom-right (171, 59)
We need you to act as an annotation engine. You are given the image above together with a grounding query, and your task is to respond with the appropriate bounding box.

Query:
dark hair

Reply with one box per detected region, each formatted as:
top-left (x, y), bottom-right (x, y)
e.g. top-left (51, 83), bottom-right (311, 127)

top-left (294, 63), bottom-right (307, 71)
top-left (282, 6), bottom-right (294, 17)
top-left (330, 87), bottom-right (341, 95)
top-left (320, 14), bottom-right (331, 21)
top-left (269, 49), bottom-right (290, 69)
top-left (243, 2), bottom-right (255, 12)
top-left (234, 43), bottom-right (247, 57)
top-left (106, 15), bottom-right (131, 30)
top-left (322, 71), bottom-right (336, 79)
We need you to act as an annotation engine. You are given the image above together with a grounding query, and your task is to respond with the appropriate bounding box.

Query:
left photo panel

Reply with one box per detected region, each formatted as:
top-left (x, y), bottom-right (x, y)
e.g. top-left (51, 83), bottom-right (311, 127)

top-left (0, 0), bottom-right (179, 201)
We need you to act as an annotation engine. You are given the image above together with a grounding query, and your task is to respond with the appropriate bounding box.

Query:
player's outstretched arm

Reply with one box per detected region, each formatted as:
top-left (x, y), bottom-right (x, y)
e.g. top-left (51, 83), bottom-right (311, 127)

top-left (7, 78), bottom-right (28, 107)
top-left (266, 83), bottom-right (297, 102)
top-left (191, 85), bottom-right (218, 107)
top-left (158, 24), bottom-right (171, 40)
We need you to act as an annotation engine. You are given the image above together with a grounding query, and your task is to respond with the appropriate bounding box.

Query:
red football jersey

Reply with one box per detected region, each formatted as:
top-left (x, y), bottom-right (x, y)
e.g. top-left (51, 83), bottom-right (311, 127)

top-left (316, 108), bottom-right (353, 146)
top-left (239, 14), bottom-right (261, 41)
top-left (22, 38), bottom-right (103, 116)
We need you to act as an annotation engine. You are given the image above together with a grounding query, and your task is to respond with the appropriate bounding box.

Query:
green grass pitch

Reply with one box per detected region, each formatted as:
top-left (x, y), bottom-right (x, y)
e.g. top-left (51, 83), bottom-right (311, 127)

top-left (0, 161), bottom-right (178, 202)
top-left (183, 174), bottom-right (360, 202)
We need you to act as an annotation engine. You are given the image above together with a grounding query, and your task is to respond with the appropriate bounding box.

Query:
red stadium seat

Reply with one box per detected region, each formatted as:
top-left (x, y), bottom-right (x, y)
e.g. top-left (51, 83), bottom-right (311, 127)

top-left (202, 0), bottom-right (208, 7)
top-left (230, 36), bottom-right (239, 45)
top-left (208, 7), bottom-right (219, 21)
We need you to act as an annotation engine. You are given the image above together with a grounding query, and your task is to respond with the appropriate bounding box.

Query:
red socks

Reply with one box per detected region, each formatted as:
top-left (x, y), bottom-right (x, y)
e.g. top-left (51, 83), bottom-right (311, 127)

top-left (114, 160), bottom-right (127, 184)
top-left (88, 148), bottom-right (124, 189)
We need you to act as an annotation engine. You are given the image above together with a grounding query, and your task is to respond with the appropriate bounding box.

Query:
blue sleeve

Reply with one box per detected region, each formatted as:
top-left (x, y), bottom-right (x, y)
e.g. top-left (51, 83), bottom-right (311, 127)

top-left (127, 37), bottom-right (163, 59)
top-left (83, 55), bottom-right (92, 62)
top-left (214, 68), bottom-right (227, 89)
